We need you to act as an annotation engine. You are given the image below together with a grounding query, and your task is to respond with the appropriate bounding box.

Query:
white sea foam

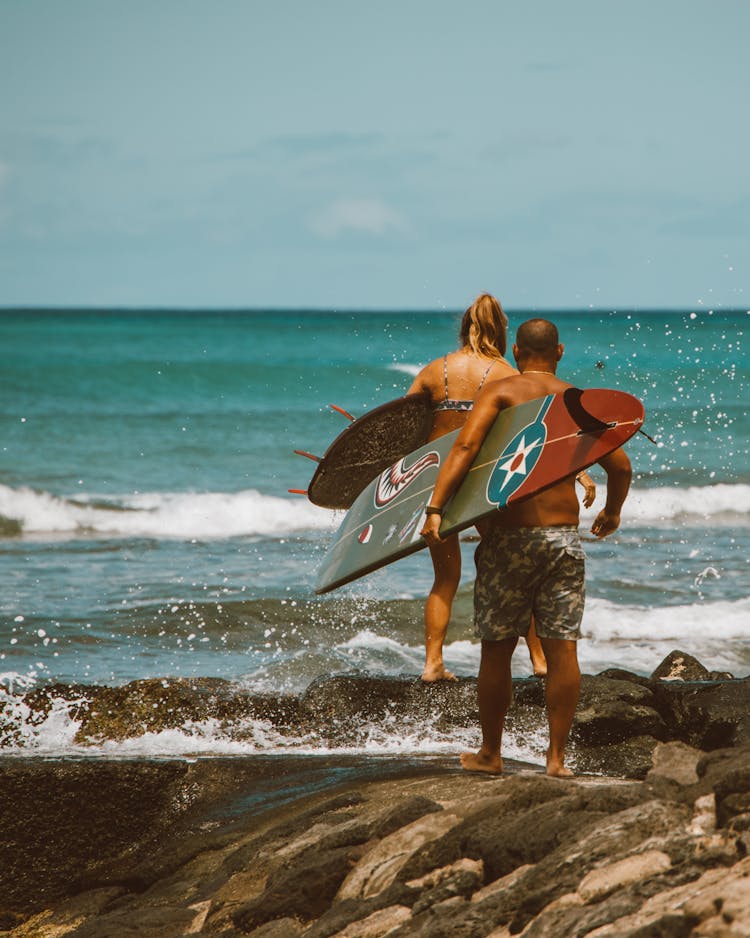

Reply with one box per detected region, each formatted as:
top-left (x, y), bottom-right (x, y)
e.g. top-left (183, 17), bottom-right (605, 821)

top-left (580, 482), bottom-right (750, 527)
top-left (2, 481), bottom-right (748, 540)
top-left (583, 595), bottom-right (750, 642)
top-left (0, 484), bottom-right (336, 539)
top-left (579, 596), bottom-right (750, 676)
top-left (0, 670), bottom-right (542, 762)
top-left (335, 597), bottom-right (750, 682)
top-left (388, 363), bottom-right (421, 377)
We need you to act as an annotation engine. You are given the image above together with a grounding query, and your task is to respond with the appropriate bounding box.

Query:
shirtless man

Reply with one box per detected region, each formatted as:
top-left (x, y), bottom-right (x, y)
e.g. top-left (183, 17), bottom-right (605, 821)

top-left (420, 319), bottom-right (632, 778)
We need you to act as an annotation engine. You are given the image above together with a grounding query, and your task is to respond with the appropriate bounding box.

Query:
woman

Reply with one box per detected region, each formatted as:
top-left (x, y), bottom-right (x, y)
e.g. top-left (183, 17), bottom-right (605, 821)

top-left (408, 294), bottom-right (595, 681)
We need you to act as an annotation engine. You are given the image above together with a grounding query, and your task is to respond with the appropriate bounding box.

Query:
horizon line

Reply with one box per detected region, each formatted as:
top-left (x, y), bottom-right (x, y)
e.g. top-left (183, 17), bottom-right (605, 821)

top-left (1, 304), bottom-right (747, 315)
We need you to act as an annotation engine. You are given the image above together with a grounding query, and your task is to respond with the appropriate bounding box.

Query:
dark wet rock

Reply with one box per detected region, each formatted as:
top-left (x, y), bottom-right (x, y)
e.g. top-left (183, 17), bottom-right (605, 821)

top-left (73, 677), bottom-right (302, 742)
top-left (572, 676), bottom-right (668, 745)
top-left (651, 649), bottom-right (713, 682)
top-left (0, 756), bottom-right (391, 921)
top-left (0, 758), bottom-right (198, 914)
top-left (298, 674), bottom-right (479, 744)
top-left (372, 794), bottom-right (443, 838)
top-left (514, 888), bottom-right (643, 938)
top-left (651, 678), bottom-right (750, 751)
top-left (220, 794), bottom-right (370, 881)
top-left (7, 665), bottom-right (750, 765)
top-left (303, 883), bottom-right (416, 938)
top-left (596, 667), bottom-right (653, 687)
top-left (64, 902), bottom-right (200, 938)
top-left (245, 919), bottom-right (304, 938)
top-left (407, 858), bottom-right (484, 914)
top-left (698, 743), bottom-right (750, 827)
top-left (233, 845), bottom-right (358, 932)
top-left (573, 734), bottom-right (660, 779)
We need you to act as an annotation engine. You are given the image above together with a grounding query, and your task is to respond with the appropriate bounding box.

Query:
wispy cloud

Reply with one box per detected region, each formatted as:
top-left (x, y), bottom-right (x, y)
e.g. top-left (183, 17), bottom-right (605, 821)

top-left (308, 198), bottom-right (407, 238)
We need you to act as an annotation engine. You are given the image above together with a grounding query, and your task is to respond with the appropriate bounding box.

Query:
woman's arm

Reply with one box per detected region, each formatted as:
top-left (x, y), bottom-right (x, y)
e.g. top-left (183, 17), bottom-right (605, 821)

top-left (406, 359), bottom-right (438, 397)
top-left (590, 447), bottom-right (632, 538)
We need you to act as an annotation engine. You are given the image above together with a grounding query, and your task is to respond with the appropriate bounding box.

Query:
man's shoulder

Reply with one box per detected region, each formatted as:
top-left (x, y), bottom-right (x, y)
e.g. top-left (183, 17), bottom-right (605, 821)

top-left (484, 374), bottom-right (574, 408)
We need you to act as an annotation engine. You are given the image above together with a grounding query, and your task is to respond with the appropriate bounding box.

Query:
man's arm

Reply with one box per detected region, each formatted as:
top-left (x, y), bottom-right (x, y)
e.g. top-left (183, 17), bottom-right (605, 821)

top-left (590, 447), bottom-right (632, 538)
top-left (420, 388), bottom-right (504, 543)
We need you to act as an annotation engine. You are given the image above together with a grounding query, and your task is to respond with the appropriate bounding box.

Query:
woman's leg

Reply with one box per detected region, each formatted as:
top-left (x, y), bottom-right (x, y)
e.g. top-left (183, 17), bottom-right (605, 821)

top-left (422, 533), bottom-right (461, 681)
top-left (526, 615), bottom-right (547, 677)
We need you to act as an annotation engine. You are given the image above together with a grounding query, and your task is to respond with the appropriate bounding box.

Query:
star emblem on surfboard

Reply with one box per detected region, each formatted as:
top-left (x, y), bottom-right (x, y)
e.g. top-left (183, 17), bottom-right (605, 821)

top-left (486, 396), bottom-right (554, 507)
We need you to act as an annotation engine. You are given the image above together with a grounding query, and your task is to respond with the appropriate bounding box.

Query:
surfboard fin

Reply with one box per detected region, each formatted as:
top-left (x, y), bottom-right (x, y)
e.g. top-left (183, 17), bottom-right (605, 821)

top-left (293, 449), bottom-right (322, 462)
top-left (288, 488), bottom-right (309, 496)
top-left (329, 404), bottom-right (355, 421)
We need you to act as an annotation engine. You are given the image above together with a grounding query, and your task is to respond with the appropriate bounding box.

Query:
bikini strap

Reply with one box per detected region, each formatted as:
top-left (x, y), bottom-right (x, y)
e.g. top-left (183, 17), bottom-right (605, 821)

top-left (476, 361), bottom-right (495, 393)
top-left (442, 355), bottom-right (449, 402)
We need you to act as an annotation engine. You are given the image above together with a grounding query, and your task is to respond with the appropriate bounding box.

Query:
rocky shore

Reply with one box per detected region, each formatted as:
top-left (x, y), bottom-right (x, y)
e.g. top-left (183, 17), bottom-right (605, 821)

top-left (1, 650), bottom-right (749, 936)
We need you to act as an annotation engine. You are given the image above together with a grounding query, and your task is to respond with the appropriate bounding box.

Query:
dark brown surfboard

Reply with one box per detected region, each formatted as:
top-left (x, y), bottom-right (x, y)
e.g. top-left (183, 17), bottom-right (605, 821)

top-left (306, 392), bottom-right (433, 509)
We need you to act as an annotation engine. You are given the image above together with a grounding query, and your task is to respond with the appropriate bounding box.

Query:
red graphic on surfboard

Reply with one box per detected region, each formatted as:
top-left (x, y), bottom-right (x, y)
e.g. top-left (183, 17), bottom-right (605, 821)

top-left (374, 451), bottom-right (440, 508)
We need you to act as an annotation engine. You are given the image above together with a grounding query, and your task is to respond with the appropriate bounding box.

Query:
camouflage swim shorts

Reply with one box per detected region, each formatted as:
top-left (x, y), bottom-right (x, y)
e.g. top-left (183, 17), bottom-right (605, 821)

top-left (473, 525), bottom-right (585, 642)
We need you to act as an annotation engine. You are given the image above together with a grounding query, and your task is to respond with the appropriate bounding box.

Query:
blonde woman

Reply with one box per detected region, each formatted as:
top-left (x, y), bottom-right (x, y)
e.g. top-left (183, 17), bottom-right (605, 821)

top-left (408, 294), bottom-right (595, 681)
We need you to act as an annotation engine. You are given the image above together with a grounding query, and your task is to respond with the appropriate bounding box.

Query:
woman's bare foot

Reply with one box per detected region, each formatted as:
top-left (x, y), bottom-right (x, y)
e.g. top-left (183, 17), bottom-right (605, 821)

top-left (546, 751), bottom-right (574, 778)
top-left (460, 749), bottom-right (504, 774)
top-left (533, 664), bottom-right (547, 678)
top-left (421, 662), bottom-right (457, 682)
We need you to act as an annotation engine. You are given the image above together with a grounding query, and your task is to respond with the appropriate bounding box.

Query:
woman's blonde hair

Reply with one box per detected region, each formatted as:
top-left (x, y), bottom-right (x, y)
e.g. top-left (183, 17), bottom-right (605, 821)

top-left (459, 293), bottom-right (508, 358)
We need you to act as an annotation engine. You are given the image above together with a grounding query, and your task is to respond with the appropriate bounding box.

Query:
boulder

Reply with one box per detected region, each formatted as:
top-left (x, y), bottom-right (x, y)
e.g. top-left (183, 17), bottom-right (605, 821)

top-left (646, 741), bottom-right (702, 786)
top-left (572, 676), bottom-right (668, 746)
top-left (651, 650), bottom-right (713, 682)
top-left (233, 846), bottom-right (358, 933)
top-left (73, 677), bottom-right (301, 743)
top-left (651, 679), bottom-right (750, 751)
top-left (573, 735), bottom-right (660, 780)
top-left (336, 811), bottom-right (463, 902)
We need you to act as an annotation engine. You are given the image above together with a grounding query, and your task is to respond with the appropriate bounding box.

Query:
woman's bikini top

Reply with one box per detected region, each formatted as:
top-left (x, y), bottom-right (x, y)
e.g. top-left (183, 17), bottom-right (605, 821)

top-left (433, 355), bottom-right (495, 413)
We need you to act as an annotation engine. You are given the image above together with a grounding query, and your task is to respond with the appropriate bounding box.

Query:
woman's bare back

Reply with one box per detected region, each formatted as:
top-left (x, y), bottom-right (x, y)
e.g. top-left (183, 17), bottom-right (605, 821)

top-left (409, 350), bottom-right (517, 441)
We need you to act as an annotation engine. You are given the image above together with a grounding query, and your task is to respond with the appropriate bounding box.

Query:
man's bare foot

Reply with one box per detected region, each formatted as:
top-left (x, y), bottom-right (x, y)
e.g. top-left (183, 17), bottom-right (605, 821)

top-left (421, 663), bottom-right (457, 682)
top-left (460, 749), bottom-right (504, 774)
top-left (546, 752), bottom-right (574, 778)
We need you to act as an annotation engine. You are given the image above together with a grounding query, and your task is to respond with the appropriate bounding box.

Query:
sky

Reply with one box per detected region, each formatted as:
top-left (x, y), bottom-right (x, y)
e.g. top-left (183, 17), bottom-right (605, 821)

top-left (0, 0), bottom-right (748, 310)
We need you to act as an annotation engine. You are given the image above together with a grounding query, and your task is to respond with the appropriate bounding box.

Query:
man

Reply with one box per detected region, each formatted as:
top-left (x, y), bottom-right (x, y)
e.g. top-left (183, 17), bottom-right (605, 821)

top-left (420, 319), bottom-right (632, 778)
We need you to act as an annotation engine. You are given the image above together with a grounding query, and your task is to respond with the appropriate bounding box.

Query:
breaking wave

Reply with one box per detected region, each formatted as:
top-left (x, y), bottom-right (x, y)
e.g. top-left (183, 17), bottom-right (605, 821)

top-left (0, 484), bottom-right (336, 539)
top-left (1, 480), bottom-right (749, 543)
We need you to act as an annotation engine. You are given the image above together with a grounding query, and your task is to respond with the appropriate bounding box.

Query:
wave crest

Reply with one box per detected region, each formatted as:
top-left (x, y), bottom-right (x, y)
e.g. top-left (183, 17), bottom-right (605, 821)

top-left (0, 484), bottom-right (335, 539)
top-left (1, 480), bottom-right (748, 541)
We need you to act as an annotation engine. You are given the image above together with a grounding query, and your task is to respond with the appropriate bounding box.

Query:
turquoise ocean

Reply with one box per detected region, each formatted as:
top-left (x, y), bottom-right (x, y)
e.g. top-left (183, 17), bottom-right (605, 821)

top-left (1, 308), bottom-right (748, 758)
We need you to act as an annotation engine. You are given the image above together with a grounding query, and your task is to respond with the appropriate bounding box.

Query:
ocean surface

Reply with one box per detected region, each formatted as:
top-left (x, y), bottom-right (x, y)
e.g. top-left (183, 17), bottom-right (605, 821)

top-left (1, 307), bottom-right (748, 761)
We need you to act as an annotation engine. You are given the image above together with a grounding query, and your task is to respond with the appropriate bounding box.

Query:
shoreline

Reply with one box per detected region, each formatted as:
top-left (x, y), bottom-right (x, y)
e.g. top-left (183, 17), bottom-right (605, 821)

top-left (2, 649), bottom-right (746, 764)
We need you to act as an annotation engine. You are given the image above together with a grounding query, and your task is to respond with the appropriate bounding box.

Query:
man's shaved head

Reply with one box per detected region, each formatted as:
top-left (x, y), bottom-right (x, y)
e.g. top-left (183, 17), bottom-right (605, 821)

top-left (515, 319), bottom-right (560, 353)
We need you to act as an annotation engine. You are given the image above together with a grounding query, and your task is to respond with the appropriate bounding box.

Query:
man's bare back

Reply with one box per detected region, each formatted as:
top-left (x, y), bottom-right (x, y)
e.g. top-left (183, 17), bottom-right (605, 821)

top-left (473, 370), bottom-right (581, 532)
